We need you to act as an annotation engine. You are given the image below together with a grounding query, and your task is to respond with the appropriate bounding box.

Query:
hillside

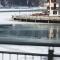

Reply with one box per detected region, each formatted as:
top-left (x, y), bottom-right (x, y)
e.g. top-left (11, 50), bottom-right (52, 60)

top-left (0, 0), bottom-right (46, 8)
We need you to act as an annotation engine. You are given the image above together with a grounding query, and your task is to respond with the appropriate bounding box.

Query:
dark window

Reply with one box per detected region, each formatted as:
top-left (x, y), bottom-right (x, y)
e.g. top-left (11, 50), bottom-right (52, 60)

top-left (47, 6), bottom-right (49, 9)
top-left (47, 0), bottom-right (56, 2)
top-left (53, 11), bottom-right (57, 14)
top-left (47, 0), bottom-right (49, 2)
top-left (54, 4), bottom-right (56, 9)
top-left (51, 0), bottom-right (56, 2)
top-left (54, 0), bottom-right (56, 2)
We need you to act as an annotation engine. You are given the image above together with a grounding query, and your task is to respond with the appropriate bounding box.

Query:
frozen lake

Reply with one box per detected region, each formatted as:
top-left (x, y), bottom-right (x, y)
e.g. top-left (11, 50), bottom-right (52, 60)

top-left (0, 10), bottom-right (60, 60)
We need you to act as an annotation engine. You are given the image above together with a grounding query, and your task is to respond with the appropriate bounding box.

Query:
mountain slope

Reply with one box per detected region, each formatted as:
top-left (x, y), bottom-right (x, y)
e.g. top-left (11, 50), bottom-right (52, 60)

top-left (0, 0), bottom-right (45, 7)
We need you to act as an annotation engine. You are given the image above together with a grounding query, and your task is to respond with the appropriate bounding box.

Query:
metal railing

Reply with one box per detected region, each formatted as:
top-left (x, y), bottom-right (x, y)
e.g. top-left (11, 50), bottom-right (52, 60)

top-left (0, 49), bottom-right (60, 60)
top-left (0, 51), bottom-right (48, 60)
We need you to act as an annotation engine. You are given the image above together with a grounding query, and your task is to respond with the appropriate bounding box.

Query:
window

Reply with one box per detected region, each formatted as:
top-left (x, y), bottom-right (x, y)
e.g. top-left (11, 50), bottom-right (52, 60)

top-left (53, 11), bottom-right (57, 14)
top-left (47, 0), bottom-right (49, 2)
top-left (54, 3), bottom-right (56, 9)
top-left (54, 0), bottom-right (56, 2)
top-left (47, 0), bottom-right (56, 2)
top-left (51, 0), bottom-right (56, 2)
top-left (47, 6), bottom-right (49, 9)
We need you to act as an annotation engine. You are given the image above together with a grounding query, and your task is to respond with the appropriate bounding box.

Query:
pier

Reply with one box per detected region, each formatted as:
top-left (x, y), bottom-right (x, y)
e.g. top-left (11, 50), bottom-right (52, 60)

top-left (13, 15), bottom-right (60, 23)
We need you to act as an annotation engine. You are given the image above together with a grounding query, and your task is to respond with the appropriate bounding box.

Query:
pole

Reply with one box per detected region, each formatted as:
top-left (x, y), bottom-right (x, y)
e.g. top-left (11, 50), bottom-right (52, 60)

top-left (48, 47), bottom-right (54, 60)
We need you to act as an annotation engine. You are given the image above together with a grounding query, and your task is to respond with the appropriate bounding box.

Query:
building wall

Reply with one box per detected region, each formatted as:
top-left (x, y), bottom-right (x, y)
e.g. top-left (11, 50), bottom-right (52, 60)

top-left (44, 0), bottom-right (60, 16)
top-left (58, 0), bottom-right (60, 15)
top-left (44, 3), bottom-right (59, 7)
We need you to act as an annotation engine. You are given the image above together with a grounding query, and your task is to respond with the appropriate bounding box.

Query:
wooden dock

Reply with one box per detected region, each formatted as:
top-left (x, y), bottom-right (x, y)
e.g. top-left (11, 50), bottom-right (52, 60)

top-left (12, 15), bottom-right (60, 23)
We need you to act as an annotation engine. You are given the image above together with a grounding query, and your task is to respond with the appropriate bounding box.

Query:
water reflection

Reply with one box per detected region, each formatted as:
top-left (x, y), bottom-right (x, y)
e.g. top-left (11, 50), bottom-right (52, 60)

top-left (0, 24), bottom-right (60, 40)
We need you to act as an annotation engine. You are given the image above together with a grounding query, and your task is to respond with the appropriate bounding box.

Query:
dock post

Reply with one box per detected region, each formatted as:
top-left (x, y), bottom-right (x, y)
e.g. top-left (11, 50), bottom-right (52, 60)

top-left (48, 47), bottom-right (54, 60)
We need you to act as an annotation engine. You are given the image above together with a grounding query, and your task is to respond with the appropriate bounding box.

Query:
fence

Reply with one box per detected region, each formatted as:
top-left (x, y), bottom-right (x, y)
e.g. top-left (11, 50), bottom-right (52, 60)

top-left (0, 47), bottom-right (60, 60)
top-left (0, 51), bottom-right (48, 60)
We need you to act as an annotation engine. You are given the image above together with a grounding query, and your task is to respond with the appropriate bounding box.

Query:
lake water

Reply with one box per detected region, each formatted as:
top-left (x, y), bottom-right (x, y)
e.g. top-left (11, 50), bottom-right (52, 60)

top-left (0, 24), bottom-right (60, 40)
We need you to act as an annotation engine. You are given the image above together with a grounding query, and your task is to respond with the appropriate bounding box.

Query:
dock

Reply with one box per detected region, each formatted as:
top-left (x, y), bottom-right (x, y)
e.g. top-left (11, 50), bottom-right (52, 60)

top-left (12, 15), bottom-right (60, 23)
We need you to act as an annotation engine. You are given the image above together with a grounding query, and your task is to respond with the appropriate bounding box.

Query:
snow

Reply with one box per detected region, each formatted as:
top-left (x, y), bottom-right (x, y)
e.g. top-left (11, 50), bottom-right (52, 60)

top-left (0, 7), bottom-right (46, 11)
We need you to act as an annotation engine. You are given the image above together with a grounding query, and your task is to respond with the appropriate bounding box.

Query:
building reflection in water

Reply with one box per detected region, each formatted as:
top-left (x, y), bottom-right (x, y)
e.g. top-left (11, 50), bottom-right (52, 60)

top-left (0, 24), bottom-right (60, 40)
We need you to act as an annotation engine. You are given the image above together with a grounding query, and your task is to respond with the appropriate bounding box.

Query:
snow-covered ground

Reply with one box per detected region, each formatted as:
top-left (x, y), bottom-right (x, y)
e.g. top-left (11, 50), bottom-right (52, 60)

top-left (0, 10), bottom-right (60, 60)
top-left (0, 11), bottom-right (44, 24)
top-left (0, 44), bottom-right (60, 60)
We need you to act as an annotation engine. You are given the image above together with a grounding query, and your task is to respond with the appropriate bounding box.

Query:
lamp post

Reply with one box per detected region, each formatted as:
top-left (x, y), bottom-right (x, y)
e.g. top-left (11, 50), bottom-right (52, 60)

top-left (48, 47), bottom-right (54, 60)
